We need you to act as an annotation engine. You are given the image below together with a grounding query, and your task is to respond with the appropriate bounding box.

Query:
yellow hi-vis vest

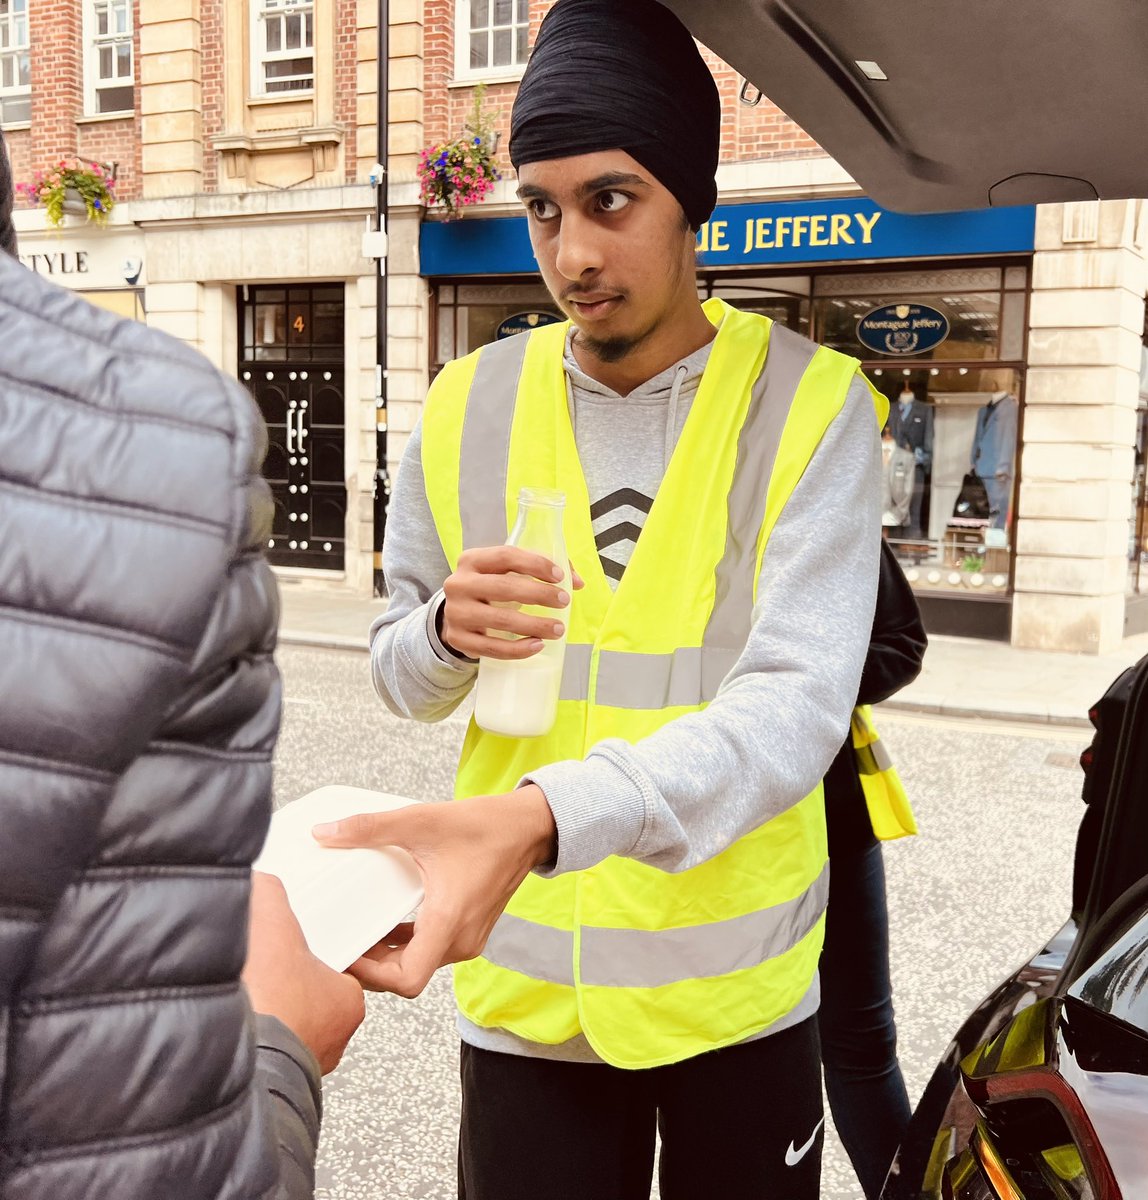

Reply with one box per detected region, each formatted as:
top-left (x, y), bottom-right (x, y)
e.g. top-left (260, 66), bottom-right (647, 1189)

top-left (851, 705), bottom-right (918, 840)
top-left (422, 298), bottom-right (888, 1070)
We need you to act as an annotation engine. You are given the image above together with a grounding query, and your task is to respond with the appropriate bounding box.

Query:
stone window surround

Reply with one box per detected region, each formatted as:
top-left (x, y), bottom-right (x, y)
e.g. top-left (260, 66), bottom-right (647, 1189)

top-left (84, 0), bottom-right (134, 117)
top-left (209, 0), bottom-right (344, 185)
top-left (452, 0), bottom-right (528, 85)
top-left (0, 0), bottom-right (30, 127)
top-left (212, 122), bottom-right (344, 181)
top-left (249, 0), bottom-right (315, 98)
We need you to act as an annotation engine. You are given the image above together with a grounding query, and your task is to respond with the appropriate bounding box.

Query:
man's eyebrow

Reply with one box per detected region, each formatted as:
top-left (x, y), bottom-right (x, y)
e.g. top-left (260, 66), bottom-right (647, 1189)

top-left (576, 172), bottom-right (650, 199)
top-left (516, 172), bottom-right (651, 204)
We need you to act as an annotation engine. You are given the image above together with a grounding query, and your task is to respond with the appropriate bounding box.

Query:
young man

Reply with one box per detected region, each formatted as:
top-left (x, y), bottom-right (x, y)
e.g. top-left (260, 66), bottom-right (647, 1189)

top-left (318, 1), bottom-right (885, 1195)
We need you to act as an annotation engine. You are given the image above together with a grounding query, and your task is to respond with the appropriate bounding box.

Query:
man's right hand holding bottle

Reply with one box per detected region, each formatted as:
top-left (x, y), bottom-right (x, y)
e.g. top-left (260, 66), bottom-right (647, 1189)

top-left (438, 546), bottom-right (583, 660)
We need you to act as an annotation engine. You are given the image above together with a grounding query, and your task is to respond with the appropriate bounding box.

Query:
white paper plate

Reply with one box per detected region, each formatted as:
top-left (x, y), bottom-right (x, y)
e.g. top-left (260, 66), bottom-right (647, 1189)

top-left (253, 785), bottom-right (425, 972)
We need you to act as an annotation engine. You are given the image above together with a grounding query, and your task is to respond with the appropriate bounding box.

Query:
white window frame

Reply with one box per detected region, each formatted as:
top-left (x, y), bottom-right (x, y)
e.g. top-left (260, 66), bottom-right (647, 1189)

top-left (453, 0), bottom-right (530, 84)
top-left (83, 0), bottom-right (134, 117)
top-left (0, 0), bottom-right (31, 127)
top-left (250, 0), bottom-right (314, 98)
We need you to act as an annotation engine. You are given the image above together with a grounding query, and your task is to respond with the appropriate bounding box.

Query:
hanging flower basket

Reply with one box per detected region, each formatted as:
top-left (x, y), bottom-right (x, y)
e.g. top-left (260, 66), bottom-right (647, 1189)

top-left (18, 161), bottom-right (117, 228)
top-left (417, 84), bottom-right (501, 219)
top-left (62, 188), bottom-right (89, 216)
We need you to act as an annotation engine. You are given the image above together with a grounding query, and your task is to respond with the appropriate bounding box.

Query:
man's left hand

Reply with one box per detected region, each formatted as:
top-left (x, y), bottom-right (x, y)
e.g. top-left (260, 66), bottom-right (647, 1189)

top-left (311, 785), bottom-right (557, 998)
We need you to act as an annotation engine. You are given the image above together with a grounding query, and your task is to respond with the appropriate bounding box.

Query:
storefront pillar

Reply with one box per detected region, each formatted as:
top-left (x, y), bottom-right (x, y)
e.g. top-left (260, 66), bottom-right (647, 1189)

top-left (146, 279), bottom-right (208, 353)
top-left (138, 1), bottom-right (204, 200)
top-left (1013, 200), bottom-right (1147, 653)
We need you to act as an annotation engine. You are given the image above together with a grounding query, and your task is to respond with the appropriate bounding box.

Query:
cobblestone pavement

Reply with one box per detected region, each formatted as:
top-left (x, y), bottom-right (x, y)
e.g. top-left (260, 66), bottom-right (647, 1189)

top-left (272, 645), bottom-right (1094, 1200)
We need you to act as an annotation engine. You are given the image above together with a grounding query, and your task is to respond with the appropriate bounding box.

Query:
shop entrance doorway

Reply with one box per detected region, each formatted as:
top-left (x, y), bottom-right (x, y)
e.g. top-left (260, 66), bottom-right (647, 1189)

top-left (239, 284), bottom-right (347, 571)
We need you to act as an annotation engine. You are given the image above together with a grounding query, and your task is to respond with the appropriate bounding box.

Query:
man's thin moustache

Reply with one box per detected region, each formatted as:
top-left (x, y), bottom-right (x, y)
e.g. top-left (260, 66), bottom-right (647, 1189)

top-left (561, 287), bottom-right (626, 301)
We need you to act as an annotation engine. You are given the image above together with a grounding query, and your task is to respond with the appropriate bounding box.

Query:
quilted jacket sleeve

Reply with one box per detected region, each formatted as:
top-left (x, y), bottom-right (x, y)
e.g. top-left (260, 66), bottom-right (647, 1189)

top-left (0, 258), bottom-right (322, 1199)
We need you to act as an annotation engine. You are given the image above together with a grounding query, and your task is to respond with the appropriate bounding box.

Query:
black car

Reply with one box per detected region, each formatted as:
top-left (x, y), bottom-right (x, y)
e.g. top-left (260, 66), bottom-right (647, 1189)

top-left (661, 3), bottom-right (1148, 1196)
top-left (883, 662), bottom-right (1148, 1199)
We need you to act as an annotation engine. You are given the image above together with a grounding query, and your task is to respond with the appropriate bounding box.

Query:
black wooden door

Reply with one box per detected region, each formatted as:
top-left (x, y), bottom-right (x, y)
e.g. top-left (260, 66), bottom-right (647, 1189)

top-left (239, 285), bottom-right (346, 571)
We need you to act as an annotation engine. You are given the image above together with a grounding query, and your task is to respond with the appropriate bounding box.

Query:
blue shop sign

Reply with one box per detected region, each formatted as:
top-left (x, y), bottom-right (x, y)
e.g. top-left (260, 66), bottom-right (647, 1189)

top-left (497, 310), bottom-right (561, 338)
top-left (857, 303), bottom-right (951, 356)
top-left (419, 197), bottom-right (1036, 277)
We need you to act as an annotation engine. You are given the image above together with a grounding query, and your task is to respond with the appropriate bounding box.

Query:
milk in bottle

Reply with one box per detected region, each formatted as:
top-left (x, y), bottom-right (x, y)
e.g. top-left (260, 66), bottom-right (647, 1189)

top-left (474, 488), bottom-right (569, 738)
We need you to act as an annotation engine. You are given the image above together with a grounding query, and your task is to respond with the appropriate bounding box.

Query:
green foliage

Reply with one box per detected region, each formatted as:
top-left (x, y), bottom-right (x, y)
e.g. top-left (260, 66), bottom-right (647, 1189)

top-left (19, 161), bottom-right (117, 227)
top-left (417, 85), bottom-right (501, 219)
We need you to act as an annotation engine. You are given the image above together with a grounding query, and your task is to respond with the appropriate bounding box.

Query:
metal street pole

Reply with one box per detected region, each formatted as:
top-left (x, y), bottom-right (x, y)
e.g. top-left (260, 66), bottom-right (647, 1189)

top-left (373, 0), bottom-right (390, 596)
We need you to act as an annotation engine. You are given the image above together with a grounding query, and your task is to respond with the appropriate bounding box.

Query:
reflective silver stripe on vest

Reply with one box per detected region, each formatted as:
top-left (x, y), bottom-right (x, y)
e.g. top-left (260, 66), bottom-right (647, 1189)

top-left (458, 334), bottom-right (530, 550)
top-left (482, 912), bottom-right (575, 985)
top-left (481, 863), bottom-right (828, 990)
top-left (580, 861), bottom-right (830, 988)
top-left (560, 643), bottom-right (593, 702)
top-left (706, 323), bottom-right (819, 650)
top-left (595, 645), bottom-right (741, 710)
top-left (856, 736), bottom-right (893, 775)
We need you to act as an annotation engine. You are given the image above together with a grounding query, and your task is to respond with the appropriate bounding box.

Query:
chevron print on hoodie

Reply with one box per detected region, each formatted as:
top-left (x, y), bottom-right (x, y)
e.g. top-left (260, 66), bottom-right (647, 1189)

top-left (563, 329), bottom-right (714, 590)
top-left (591, 488), bottom-right (654, 580)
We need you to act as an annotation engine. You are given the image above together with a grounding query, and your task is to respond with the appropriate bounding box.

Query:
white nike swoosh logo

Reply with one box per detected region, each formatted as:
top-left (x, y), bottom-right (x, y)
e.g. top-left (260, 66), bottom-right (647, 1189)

top-left (784, 1117), bottom-right (825, 1167)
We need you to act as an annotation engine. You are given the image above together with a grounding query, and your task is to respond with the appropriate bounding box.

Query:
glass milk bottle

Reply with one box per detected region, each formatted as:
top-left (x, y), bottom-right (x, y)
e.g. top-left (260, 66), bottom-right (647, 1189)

top-left (474, 488), bottom-right (569, 738)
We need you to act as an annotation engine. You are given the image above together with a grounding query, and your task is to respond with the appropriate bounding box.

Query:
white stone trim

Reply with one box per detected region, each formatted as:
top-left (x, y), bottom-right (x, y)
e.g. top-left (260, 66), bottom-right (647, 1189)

top-left (129, 183), bottom-right (375, 226)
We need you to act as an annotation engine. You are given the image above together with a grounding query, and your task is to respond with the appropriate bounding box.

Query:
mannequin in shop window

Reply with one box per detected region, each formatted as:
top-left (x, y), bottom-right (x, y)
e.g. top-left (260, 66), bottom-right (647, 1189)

top-left (881, 427), bottom-right (914, 530)
top-left (884, 379), bottom-right (933, 540)
top-left (970, 380), bottom-right (1018, 531)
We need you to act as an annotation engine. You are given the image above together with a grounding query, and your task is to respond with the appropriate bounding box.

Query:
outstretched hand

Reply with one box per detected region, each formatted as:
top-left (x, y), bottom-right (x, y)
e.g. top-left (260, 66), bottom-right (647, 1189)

top-left (312, 785), bottom-right (557, 998)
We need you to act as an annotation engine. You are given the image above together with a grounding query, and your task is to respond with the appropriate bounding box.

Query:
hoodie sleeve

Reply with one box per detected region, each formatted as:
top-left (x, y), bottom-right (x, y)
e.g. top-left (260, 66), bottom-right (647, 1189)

top-left (368, 419), bottom-right (478, 721)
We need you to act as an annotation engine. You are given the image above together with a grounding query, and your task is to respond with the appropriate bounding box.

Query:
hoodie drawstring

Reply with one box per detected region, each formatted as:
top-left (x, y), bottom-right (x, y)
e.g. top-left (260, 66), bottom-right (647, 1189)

top-left (664, 363), bottom-right (688, 472)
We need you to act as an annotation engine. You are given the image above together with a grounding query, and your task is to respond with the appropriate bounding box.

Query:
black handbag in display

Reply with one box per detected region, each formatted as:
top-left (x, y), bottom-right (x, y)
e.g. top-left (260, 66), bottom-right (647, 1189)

top-left (952, 471), bottom-right (991, 520)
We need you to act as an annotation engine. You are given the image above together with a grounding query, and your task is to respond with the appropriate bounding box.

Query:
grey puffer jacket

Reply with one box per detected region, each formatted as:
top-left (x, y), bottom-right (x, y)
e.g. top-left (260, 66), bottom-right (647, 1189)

top-left (0, 251), bottom-right (322, 1197)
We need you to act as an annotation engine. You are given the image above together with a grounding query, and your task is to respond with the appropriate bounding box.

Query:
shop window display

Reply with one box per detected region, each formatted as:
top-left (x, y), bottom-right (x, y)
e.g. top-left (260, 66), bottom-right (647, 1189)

top-left (705, 279), bottom-right (812, 339)
top-left (868, 366), bottom-right (1021, 595)
top-left (811, 265), bottom-right (1027, 599)
top-left (433, 282), bottom-right (561, 375)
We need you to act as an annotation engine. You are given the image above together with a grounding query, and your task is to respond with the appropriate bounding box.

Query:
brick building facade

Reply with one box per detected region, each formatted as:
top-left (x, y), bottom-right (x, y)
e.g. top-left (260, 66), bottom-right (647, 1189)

top-left (5, 0), bottom-right (1148, 647)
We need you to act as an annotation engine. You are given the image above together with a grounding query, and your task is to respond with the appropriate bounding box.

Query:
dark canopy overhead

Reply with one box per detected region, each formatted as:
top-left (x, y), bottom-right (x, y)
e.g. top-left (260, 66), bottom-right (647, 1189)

top-left (658, 0), bottom-right (1148, 213)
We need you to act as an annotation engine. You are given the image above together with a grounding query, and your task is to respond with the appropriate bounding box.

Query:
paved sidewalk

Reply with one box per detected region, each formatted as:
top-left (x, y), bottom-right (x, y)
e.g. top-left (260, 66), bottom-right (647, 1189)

top-left (276, 578), bottom-right (388, 651)
top-left (885, 631), bottom-right (1148, 726)
top-left (276, 580), bottom-right (1148, 727)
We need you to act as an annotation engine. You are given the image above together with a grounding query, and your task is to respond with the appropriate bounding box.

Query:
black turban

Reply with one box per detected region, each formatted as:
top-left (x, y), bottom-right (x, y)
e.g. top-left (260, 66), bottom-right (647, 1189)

top-left (509, 0), bottom-right (721, 231)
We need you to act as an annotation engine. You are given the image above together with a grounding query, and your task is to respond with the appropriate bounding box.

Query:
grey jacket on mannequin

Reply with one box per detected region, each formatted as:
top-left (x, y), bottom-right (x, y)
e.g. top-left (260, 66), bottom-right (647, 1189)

top-left (0, 132), bottom-right (323, 1199)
